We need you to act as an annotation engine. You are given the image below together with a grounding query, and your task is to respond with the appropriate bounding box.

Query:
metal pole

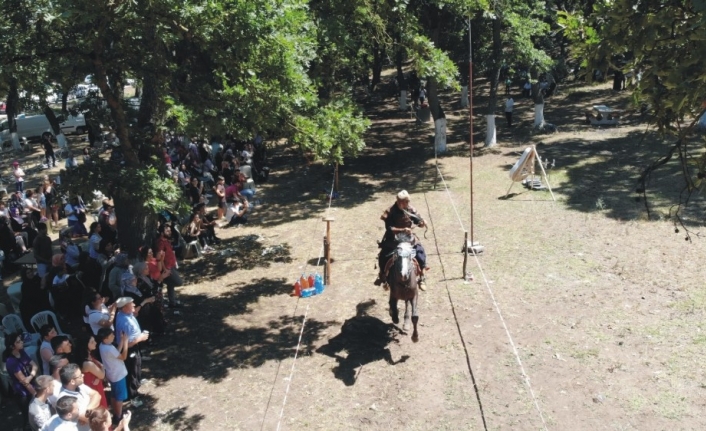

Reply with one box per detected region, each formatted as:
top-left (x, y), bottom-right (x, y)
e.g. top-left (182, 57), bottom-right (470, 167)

top-left (468, 17), bottom-right (475, 246)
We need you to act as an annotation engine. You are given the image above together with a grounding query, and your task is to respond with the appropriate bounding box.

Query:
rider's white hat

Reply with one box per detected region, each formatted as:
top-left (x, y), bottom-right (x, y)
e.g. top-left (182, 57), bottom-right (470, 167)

top-left (397, 190), bottom-right (410, 201)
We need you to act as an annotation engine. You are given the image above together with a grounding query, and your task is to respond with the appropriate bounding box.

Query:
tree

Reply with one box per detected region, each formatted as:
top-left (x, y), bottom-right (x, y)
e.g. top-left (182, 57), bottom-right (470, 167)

top-left (561, 0), bottom-right (706, 235)
top-left (0, 0), bottom-right (372, 256)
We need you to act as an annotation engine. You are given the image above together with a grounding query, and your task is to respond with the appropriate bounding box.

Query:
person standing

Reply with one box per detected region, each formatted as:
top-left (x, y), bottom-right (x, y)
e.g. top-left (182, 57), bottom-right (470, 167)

top-left (114, 297), bottom-right (150, 406)
top-left (154, 224), bottom-right (182, 308)
top-left (13, 160), bottom-right (24, 192)
top-left (43, 395), bottom-right (80, 430)
top-left (505, 97), bottom-right (514, 127)
top-left (33, 222), bottom-right (53, 284)
top-left (98, 327), bottom-right (130, 419)
top-left (43, 135), bottom-right (56, 168)
top-left (28, 375), bottom-right (55, 431)
top-left (39, 324), bottom-right (58, 375)
top-left (52, 363), bottom-right (102, 431)
top-left (75, 334), bottom-right (109, 409)
top-left (213, 176), bottom-right (226, 220)
top-left (523, 81), bottom-right (532, 98)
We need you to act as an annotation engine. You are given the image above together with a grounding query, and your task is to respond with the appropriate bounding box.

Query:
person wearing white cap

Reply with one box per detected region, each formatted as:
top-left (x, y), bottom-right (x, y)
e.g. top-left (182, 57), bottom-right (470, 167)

top-left (114, 297), bottom-right (149, 405)
top-left (375, 190), bottom-right (429, 290)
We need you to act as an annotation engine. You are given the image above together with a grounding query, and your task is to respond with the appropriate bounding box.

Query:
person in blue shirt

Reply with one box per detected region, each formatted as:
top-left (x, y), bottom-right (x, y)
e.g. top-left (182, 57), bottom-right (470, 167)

top-left (114, 297), bottom-right (149, 405)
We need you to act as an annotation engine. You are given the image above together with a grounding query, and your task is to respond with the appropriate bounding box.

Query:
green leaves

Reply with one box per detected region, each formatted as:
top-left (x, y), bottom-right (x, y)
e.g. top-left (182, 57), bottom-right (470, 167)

top-left (291, 98), bottom-right (371, 165)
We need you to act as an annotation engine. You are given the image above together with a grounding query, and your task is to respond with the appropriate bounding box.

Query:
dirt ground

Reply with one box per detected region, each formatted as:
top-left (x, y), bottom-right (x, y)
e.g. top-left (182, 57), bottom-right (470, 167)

top-left (4, 79), bottom-right (706, 431)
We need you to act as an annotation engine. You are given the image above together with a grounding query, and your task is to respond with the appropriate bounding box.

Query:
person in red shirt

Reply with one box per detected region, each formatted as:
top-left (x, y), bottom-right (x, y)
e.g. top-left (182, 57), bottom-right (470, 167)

top-left (154, 224), bottom-right (182, 308)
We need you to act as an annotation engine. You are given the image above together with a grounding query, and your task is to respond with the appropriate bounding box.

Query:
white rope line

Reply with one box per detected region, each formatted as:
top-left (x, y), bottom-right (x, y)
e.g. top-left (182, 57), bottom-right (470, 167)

top-left (272, 170), bottom-right (335, 431)
top-left (435, 164), bottom-right (467, 232)
top-left (469, 248), bottom-right (549, 431)
top-left (275, 303), bottom-right (310, 431)
top-left (433, 158), bottom-right (548, 429)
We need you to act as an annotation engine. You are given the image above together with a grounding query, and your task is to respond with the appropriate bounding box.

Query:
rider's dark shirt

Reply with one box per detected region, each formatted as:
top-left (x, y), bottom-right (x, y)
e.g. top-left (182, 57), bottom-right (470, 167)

top-left (381, 203), bottom-right (421, 245)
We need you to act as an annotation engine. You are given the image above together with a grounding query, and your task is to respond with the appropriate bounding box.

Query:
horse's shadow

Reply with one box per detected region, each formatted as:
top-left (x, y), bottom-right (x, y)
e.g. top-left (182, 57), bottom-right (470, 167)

top-left (316, 300), bottom-right (409, 386)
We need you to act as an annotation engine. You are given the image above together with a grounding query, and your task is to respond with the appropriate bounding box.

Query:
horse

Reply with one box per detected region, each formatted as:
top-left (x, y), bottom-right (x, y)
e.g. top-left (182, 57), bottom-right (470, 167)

top-left (385, 234), bottom-right (420, 342)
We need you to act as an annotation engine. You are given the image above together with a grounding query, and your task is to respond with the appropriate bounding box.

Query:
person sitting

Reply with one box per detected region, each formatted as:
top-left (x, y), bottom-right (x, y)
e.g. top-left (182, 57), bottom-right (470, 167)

top-left (3, 332), bottom-right (39, 429)
top-left (375, 190), bottom-right (429, 291)
top-left (120, 270), bottom-right (159, 331)
top-left (228, 199), bottom-right (249, 226)
top-left (193, 203), bottom-right (220, 244)
top-left (39, 324), bottom-right (58, 376)
top-left (108, 253), bottom-right (130, 301)
top-left (65, 196), bottom-right (88, 237)
top-left (182, 213), bottom-right (207, 256)
top-left (132, 261), bottom-right (166, 335)
top-left (23, 190), bottom-right (42, 226)
top-left (0, 215), bottom-right (28, 260)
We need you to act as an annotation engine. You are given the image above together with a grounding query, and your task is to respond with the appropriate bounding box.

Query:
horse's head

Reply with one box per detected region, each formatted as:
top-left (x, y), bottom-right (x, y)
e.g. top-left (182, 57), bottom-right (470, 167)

top-left (393, 242), bottom-right (416, 282)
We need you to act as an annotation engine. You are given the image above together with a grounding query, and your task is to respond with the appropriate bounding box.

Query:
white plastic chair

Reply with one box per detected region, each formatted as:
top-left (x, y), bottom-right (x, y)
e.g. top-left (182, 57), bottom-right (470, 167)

top-left (2, 313), bottom-right (29, 335)
top-left (2, 314), bottom-right (41, 344)
top-left (30, 311), bottom-right (65, 335)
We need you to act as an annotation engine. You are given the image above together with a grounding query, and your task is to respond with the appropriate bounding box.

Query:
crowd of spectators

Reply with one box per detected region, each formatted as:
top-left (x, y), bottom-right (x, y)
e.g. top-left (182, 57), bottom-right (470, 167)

top-left (1, 131), bottom-right (269, 430)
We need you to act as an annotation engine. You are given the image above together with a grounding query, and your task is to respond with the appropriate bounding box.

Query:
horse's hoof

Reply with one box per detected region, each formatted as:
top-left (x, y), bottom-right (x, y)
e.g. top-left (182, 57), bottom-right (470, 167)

top-left (412, 332), bottom-right (419, 343)
top-left (391, 315), bottom-right (399, 324)
top-left (402, 323), bottom-right (408, 332)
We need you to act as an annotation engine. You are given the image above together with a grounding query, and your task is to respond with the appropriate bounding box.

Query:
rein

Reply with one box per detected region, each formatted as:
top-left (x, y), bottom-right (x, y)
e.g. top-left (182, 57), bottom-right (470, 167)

top-left (402, 208), bottom-right (428, 239)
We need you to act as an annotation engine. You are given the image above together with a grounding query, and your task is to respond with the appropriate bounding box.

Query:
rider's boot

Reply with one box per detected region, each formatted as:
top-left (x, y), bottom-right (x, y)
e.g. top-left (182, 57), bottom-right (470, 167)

top-left (418, 274), bottom-right (427, 291)
top-left (374, 273), bottom-right (384, 286)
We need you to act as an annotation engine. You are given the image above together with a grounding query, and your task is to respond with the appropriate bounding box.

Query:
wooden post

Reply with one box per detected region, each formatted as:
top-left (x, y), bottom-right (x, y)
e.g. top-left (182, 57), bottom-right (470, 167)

top-left (462, 231), bottom-right (469, 280)
top-left (323, 216), bottom-right (335, 285)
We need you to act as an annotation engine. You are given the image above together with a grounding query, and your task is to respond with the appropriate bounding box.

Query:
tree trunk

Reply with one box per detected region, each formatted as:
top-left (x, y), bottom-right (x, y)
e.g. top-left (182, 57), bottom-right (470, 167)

top-left (485, 15), bottom-right (502, 147)
top-left (43, 106), bottom-right (68, 148)
top-left (427, 76), bottom-right (445, 122)
top-left (113, 193), bottom-right (155, 259)
top-left (370, 43), bottom-right (383, 92)
top-left (532, 83), bottom-right (545, 127)
top-left (6, 78), bottom-right (20, 149)
top-left (137, 74), bottom-right (158, 130)
top-left (61, 92), bottom-right (68, 116)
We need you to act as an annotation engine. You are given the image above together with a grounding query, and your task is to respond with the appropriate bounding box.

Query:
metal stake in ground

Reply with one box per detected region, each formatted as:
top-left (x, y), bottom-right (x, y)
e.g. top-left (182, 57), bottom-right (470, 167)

top-left (323, 216), bottom-right (335, 285)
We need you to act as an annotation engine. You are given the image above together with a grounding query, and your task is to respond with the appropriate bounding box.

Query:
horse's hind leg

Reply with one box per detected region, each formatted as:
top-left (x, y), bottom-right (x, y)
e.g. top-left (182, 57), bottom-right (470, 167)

top-left (411, 295), bottom-right (419, 343)
top-left (389, 295), bottom-right (399, 324)
top-left (402, 299), bottom-right (411, 332)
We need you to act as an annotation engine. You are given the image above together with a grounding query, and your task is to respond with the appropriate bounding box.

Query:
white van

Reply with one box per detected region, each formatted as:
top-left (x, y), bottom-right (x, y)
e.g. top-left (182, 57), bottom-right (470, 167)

top-left (57, 113), bottom-right (87, 134)
top-left (0, 114), bottom-right (53, 145)
top-left (0, 113), bottom-right (86, 145)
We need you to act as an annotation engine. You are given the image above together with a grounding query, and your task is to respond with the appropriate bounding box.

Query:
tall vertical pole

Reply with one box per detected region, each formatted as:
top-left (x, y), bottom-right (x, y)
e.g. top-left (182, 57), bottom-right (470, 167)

top-left (323, 216), bottom-right (335, 285)
top-left (468, 18), bottom-right (475, 246)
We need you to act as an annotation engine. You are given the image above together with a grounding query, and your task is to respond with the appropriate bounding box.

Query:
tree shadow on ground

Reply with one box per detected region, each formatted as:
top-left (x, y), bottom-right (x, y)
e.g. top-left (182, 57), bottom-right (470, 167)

top-left (131, 394), bottom-right (205, 431)
top-left (255, 99), bottom-right (440, 228)
top-left (316, 299), bottom-right (409, 386)
top-left (507, 129), bottom-right (706, 226)
top-left (145, 277), bottom-right (337, 385)
top-left (179, 235), bottom-right (292, 284)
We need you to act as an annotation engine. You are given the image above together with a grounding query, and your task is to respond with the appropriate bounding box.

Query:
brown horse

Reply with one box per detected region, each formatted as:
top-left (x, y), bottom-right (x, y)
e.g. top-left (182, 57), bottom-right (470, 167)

top-left (385, 236), bottom-right (419, 342)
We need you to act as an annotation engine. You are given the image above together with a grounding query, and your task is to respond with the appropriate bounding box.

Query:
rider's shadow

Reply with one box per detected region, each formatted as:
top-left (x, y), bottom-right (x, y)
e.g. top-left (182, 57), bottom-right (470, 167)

top-left (316, 300), bottom-right (410, 386)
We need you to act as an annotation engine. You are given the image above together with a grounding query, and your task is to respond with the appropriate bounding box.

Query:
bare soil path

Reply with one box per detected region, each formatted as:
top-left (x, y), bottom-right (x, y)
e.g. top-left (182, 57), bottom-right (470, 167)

top-left (4, 81), bottom-right (706, 431)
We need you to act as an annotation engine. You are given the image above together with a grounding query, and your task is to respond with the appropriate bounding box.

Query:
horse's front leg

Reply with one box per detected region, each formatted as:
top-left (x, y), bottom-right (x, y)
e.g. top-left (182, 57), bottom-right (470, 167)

top-left (402, 299), bottom-right (411, 332)
top-left (411, 295), bottom-right (419, 343)
top-left (389, 293), bottom-right (399, 324)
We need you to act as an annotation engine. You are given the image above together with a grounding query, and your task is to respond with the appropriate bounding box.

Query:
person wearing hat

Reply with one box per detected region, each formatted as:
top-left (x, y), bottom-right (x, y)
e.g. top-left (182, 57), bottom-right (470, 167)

top-left (12, 160), bottom-right (25, 192)
top-left (375, 190), bottom-right (429, 291)
top-left (114, 297), bottom-right (149, 404)
top-left (28, 375), bottom-right (55, 431)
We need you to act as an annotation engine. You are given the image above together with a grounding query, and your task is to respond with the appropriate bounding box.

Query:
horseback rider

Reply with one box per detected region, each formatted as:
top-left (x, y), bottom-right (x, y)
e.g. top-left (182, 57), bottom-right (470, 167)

top-left (375, 190), bottom-right (428, 291)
